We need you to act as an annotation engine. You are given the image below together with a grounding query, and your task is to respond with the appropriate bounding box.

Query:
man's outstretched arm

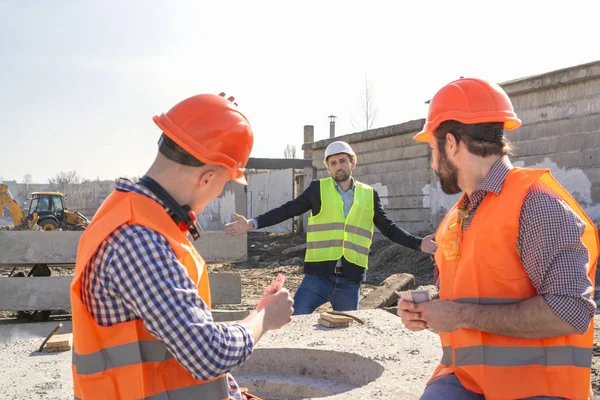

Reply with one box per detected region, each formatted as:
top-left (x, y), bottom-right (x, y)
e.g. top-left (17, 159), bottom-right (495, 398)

top-left (372, 191), bottom-right (436, 253)
top-left (224, 180), bottom-right (318, 235)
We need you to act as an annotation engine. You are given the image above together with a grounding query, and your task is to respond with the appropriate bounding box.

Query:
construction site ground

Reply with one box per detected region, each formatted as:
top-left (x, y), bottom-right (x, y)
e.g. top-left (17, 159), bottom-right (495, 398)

top-left (1, 231), bottom-right (599, 397)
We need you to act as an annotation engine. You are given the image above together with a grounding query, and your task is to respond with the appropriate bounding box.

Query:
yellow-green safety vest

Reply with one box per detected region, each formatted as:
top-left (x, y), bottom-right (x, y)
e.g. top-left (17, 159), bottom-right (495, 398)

top-left (305, 177), bottom-right (375, 268)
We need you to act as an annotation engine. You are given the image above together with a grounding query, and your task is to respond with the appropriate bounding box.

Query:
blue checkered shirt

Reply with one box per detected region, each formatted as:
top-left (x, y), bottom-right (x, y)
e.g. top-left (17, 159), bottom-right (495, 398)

top-left (80, 178), bottom-right (253, 400)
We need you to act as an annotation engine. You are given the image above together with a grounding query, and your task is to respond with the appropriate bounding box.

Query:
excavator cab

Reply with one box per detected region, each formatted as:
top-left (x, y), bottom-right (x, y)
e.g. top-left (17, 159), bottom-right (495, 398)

top-left (27, 192), bottom-right (90, 231)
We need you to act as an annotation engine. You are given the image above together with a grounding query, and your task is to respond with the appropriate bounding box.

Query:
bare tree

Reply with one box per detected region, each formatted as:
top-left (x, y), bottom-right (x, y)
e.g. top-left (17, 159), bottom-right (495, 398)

top-left (284, 144), bottom-right (297, 159)
top-left (49, 170), bottom-right (81, 186)
top-left (350, 75), bottom-right (378, 132)
top-left (19, 174), bottom-right (34, 204)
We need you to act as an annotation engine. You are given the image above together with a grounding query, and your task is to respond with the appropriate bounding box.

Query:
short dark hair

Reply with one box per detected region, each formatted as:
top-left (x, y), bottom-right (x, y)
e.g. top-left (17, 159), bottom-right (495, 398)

top-left (433, 120), bottom-right (513, 158)
top-left (158, 134), bottom-right (205, 167)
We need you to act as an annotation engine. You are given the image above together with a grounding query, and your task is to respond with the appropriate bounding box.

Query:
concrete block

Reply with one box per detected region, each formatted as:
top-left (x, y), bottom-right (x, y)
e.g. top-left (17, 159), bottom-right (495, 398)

top-left (246, 158), bottom-right (312, 170)
top-left (212, 309), bottom-right (251, 322)
top-left (0, 231), bottom-right (81, 265)
top-left (505, 114), bottom-right (600, 142)
top-left (516, 96), bottom-right (600, 125)
top-left (208, 273), bottom-right (242, 304)
top-left (510, 78), bottom-right (600, 110)
top-left (512, 130), bottom-right (600, 158)
top-left (0, 231), bottom-right (247, 265)
top-left (359, 273), bottom-right (415, 310)
top-left (349, 132), bottom-right (420, 154)
top-left (353, 157), bottom-right (430, 177)
top-left (0, 273), bottom-right (242, 311)
top-left (383, 221), bottom-right (433, 235)
top-left (592, 186), bottom-right (600, 202)
top-left (516, 148), bottom-right (600, 170)
top-left (303, 119), bottom-right (426, 151)
top-left (0, 320), bottom-right (73, 342)
top-left (583, 167), bottom-right (600, 184)
top-left (385, 183), bottom-right (428, 197)
top-left (501, 60), bottom-right (600, 96)
top-left (385, 209), bottom-right (431, 223)
top-left (358, 168), bottom-right (431, 187)
top-left (387, 195), bottom-right (429, 210)
top-left (358, 145), bottom-right (429, 165)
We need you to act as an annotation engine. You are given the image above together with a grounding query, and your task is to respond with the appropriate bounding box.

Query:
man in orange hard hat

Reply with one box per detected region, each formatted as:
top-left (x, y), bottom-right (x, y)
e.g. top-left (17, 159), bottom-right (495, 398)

top-left (398, 77), bottom-right (599, 399)
top-left (70, 93), bottom-right (293, 400)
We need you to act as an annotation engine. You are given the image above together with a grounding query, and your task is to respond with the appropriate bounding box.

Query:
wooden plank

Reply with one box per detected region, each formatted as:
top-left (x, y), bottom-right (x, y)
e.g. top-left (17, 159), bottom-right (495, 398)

top-left (318, 318), bottom-right (351, 328)
top-left (0, 273), bottom-right (241, 311)
top-left (320, 312), bottom-right (354, 324)
top-left (46, 334), bottom-right (72, 348)
top-left (0, 231), bottom-right (247, 265)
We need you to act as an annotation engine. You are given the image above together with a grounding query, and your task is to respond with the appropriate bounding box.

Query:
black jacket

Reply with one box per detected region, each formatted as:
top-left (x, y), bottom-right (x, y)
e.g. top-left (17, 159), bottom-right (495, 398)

top-left (255, 179), bottom-right (424, 282)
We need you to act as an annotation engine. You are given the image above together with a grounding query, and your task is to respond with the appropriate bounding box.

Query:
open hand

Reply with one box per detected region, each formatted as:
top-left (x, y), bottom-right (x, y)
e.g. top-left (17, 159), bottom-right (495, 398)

top-left (224, 213), bottom-right (253, 236)
top-left (420, 234), bottom-right (437, 254)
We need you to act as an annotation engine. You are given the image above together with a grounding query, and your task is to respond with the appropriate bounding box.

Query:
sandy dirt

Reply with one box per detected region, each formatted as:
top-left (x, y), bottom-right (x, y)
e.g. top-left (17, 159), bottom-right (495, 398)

top-left (0, 339), bottom-right (72, 399)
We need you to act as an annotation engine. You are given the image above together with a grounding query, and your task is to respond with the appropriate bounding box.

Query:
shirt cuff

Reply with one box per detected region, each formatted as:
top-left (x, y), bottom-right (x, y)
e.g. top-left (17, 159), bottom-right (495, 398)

top-left (544, 294), bottom-right (596, 334)
top-left (228, 321), bottom-right (255, 353)
top-left (250, 219), bottom-right (258, 229)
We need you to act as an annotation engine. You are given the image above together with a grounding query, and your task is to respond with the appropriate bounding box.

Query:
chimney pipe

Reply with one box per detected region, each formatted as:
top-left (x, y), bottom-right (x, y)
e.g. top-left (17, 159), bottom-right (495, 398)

top-left (328, 115), bottom-right (337, 138)
top-left (303, 125), bottom-right (314, 160)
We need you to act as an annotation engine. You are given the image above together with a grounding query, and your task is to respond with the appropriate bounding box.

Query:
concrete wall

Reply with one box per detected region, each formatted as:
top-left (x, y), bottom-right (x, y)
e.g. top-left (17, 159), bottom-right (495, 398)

top-left (302, 60), bottom-right (600, 233)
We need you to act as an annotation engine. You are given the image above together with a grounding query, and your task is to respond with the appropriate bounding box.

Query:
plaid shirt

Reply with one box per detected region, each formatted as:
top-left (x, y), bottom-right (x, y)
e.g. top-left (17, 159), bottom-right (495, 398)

top-left (436, 156), bottom-right (596, 333)
top-left (81, 178), bottom-right (253, 400)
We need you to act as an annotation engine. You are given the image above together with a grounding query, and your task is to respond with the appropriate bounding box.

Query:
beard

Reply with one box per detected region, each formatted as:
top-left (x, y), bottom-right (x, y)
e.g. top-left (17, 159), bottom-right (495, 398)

top-left (333, 170), bottom-right (350, 182)
top-left (435, 147), bottom-right (462, 195)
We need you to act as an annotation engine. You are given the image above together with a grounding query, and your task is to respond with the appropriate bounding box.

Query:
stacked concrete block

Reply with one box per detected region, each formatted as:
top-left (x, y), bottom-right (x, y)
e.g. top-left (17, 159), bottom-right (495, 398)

top-left (503, 60), bottom-right (600, 227)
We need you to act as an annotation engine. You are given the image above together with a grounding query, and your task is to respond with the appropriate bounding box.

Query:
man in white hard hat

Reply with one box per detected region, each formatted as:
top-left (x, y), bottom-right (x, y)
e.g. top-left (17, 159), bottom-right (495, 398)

top-left (225, 140), bottom-right (437, 315)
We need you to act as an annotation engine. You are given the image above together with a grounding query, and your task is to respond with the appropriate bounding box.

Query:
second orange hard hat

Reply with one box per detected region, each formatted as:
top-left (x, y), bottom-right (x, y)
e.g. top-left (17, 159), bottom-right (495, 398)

top-left (153, 93), bottom-right (254, 185)
top-left (414, 78), bottom-right (522, 143)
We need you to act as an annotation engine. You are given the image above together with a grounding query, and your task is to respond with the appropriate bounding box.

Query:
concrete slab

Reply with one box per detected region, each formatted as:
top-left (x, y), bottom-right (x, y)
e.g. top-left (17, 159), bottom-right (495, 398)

top-left (0, 309), bottom-right (441, 399)
top-left (0, 319), bottom-right (73, 342)
top-left (234, 309), bottom-right (441, 399)
top-left (0, 273), bottom-right (242, 311)
top-left (359, 273), bottom-right (415, 310)
top-left (0, 231), bottom-right (247, 265)
top-left (212, 309), bottom-right (251, 322)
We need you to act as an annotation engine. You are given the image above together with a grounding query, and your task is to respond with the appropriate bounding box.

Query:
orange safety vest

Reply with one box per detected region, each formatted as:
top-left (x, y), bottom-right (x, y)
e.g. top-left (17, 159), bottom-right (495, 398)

top-left (70, 190), bottom-right (231, 400)
top-left (432, 168), bottom-right (599, 400)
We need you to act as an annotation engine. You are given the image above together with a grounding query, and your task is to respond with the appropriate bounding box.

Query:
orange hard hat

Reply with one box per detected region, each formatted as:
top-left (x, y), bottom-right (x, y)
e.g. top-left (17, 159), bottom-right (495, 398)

top-left (153, 93), bottom-right (254, 185)
top-left (414, 78), bottom-right (522, 143)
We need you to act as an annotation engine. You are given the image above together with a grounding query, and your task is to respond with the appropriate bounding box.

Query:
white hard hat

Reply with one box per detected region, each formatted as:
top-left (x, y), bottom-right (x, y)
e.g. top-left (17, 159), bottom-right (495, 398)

top-left (324, 141), bottom-right (356, 164)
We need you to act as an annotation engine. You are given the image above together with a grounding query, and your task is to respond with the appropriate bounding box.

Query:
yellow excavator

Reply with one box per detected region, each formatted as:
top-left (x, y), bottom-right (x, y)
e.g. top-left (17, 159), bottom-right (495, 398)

top-left (0, 184), bottom-right (90, 231)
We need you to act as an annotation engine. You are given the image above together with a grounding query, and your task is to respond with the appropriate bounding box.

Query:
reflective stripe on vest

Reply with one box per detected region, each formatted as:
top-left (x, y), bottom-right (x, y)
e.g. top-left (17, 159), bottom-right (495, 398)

top-left (305, 177), bottom-right (374, 268)
top-left (73, 341), bottom-right (174, 375)
top-left (431, 168), bottom-right (599, 400)
top-left (440, 345), bottom-right (592, 368)
top-left (74, 375), bottom-right (228, 400)
top-left (71, 190), bottom-right (229, 400)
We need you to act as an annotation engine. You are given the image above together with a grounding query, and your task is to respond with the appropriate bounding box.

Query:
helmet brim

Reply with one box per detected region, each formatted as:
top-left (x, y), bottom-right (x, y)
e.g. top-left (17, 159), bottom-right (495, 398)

top-left (413, 117), bottom-right (522, 143)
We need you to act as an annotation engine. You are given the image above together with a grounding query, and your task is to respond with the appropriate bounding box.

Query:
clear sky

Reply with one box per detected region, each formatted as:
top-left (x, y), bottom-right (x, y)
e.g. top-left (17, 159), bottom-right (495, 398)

top-left (1, 0), bottom-right (598, 183)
